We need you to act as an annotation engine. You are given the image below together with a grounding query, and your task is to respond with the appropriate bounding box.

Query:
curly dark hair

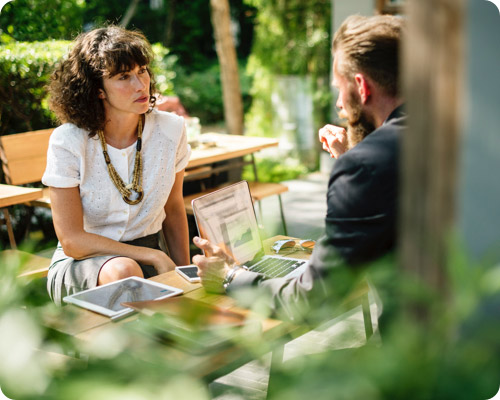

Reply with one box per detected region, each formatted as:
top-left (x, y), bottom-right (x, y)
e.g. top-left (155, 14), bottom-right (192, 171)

top-left (48, 25), bottom-right (157, 136)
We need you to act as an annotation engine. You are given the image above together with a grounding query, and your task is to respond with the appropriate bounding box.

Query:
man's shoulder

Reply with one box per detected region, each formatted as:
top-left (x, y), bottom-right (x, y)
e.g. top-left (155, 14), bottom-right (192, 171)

top-left (346, 114), bottom-right (405, 163)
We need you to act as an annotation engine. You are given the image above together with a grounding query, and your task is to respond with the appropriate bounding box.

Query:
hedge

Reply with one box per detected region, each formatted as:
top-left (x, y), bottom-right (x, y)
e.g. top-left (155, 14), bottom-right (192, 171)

top-left (0, 40), bottom-right (177, 135)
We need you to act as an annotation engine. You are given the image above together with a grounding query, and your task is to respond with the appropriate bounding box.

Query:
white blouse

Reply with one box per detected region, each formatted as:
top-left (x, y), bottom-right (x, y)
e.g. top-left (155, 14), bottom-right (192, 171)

top-left (42, 109), bottom-right (191, 242)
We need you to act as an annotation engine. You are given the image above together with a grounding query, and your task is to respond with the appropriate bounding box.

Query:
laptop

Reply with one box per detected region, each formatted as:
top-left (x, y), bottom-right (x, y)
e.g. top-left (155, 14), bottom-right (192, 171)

top-left (192, 181), bottom-right (308, 279)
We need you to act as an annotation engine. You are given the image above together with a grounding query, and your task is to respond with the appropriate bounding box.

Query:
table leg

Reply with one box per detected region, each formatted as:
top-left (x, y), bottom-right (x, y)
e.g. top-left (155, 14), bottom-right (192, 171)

top-left (1, 207), bottom-right (17, 249)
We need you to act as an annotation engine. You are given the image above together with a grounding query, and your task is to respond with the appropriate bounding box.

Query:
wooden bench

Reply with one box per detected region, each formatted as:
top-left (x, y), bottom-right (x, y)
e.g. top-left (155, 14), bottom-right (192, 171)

top-left (0, 249), bottom-right (51, 279)
top-left (0, 129), bottom-right (54, 278)
top-left (0, 128), bottom-right (54, 208)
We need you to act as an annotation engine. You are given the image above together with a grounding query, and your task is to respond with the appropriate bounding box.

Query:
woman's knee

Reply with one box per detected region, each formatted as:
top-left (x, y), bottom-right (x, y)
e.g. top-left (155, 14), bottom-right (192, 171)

top-left (98, 257), bottom-right (143, 285)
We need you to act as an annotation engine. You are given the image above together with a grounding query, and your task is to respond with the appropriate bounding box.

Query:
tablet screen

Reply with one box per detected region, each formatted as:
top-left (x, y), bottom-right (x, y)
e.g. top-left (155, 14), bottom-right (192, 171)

top-left (63, 277), bottom-right (183, 317)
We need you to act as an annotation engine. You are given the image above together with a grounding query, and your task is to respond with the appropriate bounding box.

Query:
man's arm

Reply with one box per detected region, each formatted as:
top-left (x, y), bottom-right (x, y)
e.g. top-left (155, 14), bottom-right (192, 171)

top-left (193, 146), bottom-right (395, 321)
top-left (192, 233), bottom-right (354, 322)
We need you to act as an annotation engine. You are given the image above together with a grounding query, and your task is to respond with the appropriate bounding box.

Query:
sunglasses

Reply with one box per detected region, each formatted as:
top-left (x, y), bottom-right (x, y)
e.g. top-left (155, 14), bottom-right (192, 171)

top-left (271, 239), bottom-right (316, 254)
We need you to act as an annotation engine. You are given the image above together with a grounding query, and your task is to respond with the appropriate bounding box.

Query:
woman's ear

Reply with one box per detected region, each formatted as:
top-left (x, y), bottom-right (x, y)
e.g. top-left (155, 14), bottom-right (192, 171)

top-left (98, 89), bottom-right (106, 100)
top-left (354, 73), bottom-right (371, 104)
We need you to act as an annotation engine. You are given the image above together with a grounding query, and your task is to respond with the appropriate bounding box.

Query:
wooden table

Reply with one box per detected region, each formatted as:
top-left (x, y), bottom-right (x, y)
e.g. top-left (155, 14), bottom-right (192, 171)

top-left (0, 184), bottom-right (43, 208)
top-left (42, 235), bottom-right (374, 389)
top-left (0, 184), bottom-right (43, 248)
top-left (181, 133), bottom-right (288, 234)
top-left (186, 133), bottom-right (279, 169)
top-left (183, 133), bottom-right (279, 184)
top-left (45, 236), bottom-right (310, 382)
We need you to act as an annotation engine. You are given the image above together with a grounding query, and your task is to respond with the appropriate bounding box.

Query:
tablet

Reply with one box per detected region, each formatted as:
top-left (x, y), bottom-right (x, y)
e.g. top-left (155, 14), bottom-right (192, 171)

top-left (63, 276), bottom-right (183, 319)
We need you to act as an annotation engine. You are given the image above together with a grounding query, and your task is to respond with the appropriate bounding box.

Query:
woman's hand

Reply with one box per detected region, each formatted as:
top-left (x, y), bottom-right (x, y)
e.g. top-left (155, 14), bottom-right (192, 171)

top-left (150, 249), bottom-right (176, 274)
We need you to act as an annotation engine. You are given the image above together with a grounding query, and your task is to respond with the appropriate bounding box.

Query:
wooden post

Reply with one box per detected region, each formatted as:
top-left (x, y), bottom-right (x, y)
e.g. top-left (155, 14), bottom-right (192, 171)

top-left (210, 0), bottom-right (244, 135)
top-left (400, 0), bottom-right (465, 296)
top-left (375, 0), bottom-right (387, 14)
top-left (120, 0), bottom-right (141, 28)
top-left (163, 0), bottom-right (176, 47)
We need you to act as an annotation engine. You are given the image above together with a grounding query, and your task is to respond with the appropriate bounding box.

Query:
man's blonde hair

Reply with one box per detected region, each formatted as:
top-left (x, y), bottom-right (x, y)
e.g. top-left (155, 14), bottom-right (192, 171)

top-left (333, 15), bottom-right (404, 97)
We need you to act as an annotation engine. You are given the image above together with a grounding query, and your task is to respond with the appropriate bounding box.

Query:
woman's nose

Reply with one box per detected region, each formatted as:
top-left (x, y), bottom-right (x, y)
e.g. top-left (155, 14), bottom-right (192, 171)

top-left (133, 74), bottom-right (147, 90)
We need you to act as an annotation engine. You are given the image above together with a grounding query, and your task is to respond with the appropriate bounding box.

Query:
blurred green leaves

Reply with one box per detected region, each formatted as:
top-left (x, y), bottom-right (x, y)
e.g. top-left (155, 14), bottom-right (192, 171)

top-left (0, 40), bottom-right (69, 134)
top-left (0, 0), bottom-right (85, 42)
top-left (244, 0), bottom-right (330, 76)
top-left (243, 0), bottom-right (332, 165)
top-left (174, 62), bottom-right (252, 124)
top-left (1, 235), bottom-right (500, 399)
top-left (242, 156), bottom-right (309, 183)
top-left (151, 43), bottom-right (177, 96)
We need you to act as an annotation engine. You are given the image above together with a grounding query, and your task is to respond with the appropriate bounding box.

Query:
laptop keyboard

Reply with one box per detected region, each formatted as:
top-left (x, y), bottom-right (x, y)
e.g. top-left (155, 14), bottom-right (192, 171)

top-left (250, 258), bottom-right (306, 278)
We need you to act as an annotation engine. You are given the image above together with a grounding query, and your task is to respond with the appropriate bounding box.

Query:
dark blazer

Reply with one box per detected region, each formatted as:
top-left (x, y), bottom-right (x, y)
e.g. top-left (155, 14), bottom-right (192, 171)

top-left (228, 106), bottom-right (407, 320)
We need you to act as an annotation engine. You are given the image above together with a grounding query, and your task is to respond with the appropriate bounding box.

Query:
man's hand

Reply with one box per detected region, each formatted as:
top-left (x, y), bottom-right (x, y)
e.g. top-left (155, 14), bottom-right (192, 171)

top-left (192, 236), bottom-right (235, 293)
top-left (318, 124), bottom-right (348, 158)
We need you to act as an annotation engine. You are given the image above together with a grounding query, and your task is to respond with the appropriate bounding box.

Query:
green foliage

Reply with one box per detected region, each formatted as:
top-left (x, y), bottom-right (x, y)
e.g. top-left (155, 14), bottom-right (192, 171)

top-left (150, 43), bottom-right (177, 96)
top-left (1, 0), bottom-right (257, 73)
top-left (244, 0), bottom-right (331, 76)
top-left (82, 0), bottom-right (256, 72)
top-left (266, 248), bottom-right (500, 400)
top-left (0, 40), bottom-right (177, 135)
top-left (0, 1), bottom-right (258, 130)
top-left (0, 0), bottom-right (85, 42)
top-left (244, 55), bottom-right (275, 138)
top-left (174, 62), bottom-right (252, 124)
top-left (0, 252), bottom-right (270, 400)
top-left (1, 239), bottom-right (500, 398)
top-left (0, 40), bottom-right (70, 134)
top-left (242, 156), bottom-right (309, 183)
top-left (243, 0), bottom-right (332, 168)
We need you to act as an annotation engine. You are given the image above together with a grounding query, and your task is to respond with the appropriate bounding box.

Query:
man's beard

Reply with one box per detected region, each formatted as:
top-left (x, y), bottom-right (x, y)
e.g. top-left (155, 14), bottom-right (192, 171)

top-left (339, 93), bottom-right (376, 150)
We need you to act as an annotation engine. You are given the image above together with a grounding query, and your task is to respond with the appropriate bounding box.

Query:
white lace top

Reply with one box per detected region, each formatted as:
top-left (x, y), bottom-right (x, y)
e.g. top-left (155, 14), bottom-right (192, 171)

top-left (42, 109), bottom-right (191, 242)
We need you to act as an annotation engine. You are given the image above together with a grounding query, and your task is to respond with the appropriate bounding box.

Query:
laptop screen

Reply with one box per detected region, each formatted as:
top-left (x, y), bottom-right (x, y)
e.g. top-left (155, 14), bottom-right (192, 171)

top-left (192, 181), bottom-right (263, 264)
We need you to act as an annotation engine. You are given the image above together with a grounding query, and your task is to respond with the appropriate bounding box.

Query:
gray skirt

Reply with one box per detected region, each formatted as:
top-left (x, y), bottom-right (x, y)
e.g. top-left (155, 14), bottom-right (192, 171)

top-left (47, 232), bottom-right (161, 306)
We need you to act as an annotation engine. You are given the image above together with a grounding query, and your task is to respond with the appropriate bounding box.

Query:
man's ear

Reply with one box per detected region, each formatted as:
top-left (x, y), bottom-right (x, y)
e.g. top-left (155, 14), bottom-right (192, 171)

top-left (354, 73), bottom-right (371, 104)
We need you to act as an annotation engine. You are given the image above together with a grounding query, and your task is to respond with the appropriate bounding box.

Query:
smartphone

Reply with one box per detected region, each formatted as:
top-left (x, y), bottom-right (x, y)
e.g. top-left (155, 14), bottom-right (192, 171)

top-left (175, 265), bottom-right (201, 283)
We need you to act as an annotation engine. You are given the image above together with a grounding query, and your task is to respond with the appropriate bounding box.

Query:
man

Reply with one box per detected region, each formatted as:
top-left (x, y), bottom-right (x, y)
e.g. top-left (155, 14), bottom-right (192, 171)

top-left (193, 15), bottom-right (406, 319)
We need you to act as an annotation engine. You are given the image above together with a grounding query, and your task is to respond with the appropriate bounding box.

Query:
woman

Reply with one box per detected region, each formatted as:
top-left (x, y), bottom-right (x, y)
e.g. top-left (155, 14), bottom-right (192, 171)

top-left (43, 26), bottom-right (190, 305)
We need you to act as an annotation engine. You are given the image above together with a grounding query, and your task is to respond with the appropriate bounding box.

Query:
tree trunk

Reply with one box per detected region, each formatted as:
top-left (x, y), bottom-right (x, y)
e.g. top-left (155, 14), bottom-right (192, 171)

top-left (210, 0), bottom-right (244, 135)
top-left (400, 0), bottom-right (465, 306)
top-left (163, 0), bottom-right (176, 47)
top-left (120, 0), bottom-right (141, 28)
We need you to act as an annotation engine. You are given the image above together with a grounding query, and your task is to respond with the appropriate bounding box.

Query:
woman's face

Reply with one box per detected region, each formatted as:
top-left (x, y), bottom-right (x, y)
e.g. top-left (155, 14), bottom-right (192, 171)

top-left (99, 64), bottom-right (150, 118)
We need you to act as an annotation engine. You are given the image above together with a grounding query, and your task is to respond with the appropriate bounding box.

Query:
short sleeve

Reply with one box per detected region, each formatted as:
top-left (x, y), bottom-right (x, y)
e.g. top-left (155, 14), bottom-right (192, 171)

top-left (175, 123), bottom-right (191, 173)
top-left (42, 125), bottom-right (83, 188)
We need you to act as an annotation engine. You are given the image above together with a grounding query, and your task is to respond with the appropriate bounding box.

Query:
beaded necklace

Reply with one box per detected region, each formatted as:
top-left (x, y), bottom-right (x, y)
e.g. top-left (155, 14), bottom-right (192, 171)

top-left (97, 116), bottom-right (144, 205)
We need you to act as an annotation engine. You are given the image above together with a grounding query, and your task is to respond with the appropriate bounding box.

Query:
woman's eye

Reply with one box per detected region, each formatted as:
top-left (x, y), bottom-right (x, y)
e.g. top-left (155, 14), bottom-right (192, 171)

top-left (139, 67), bottom-right (147, 74)
top-left (119, 74), bottom-right (129, 80)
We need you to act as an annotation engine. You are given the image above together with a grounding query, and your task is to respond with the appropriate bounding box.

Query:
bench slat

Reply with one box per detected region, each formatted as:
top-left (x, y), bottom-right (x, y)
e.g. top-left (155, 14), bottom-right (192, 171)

top-left (1, 249), bottom-right (51, 279)
top-left (0, 129), bottom-right (53, 186)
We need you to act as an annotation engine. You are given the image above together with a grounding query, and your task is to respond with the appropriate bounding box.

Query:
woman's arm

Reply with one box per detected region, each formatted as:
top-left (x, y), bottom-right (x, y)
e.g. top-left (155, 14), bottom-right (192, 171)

top-left (162, 169), bottom-right (190, 266)
top-left (50, 186), bottom-right (175, 272)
